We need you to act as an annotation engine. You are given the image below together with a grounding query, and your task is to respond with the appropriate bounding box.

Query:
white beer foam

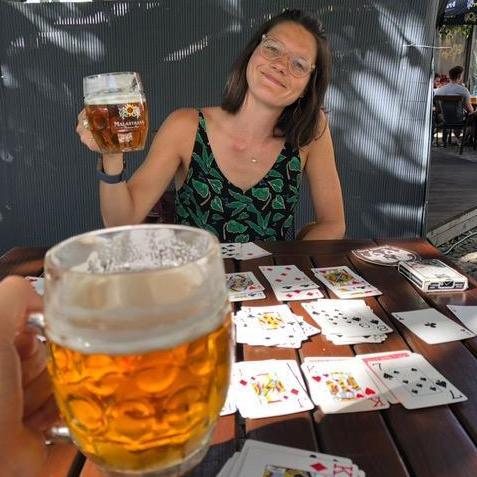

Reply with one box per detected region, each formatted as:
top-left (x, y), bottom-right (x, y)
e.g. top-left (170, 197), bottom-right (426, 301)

top-left (84, 93), bottom-right (145, 105)
top-left (46, 259), bottom-right (228, 354)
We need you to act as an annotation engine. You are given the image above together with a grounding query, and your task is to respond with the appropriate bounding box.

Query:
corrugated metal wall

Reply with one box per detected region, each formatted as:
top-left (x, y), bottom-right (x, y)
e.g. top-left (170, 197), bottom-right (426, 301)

top-left (0, 1), bottom-right (438, 252)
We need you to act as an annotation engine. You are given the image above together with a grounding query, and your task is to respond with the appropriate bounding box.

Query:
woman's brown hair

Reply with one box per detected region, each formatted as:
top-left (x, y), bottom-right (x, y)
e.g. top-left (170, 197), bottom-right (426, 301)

top-left (221, 9), bottom-right (331, 148)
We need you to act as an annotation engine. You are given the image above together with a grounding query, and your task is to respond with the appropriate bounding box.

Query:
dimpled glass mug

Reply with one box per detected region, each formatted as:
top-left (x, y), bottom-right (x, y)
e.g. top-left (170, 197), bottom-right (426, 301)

top-left (83, 72), bottom-right (149, 153)
top-left (35, 225), bottom-right (232, 477)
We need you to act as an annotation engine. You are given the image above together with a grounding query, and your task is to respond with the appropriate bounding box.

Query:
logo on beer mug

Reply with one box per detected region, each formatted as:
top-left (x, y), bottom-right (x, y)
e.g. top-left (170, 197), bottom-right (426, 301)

top-left (119, 103), bottom-right (142, 120)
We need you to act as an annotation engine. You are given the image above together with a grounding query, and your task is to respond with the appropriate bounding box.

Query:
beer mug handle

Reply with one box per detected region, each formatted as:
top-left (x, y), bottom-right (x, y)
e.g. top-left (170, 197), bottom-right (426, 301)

top-left (27, 313), bottom-right (72, 444)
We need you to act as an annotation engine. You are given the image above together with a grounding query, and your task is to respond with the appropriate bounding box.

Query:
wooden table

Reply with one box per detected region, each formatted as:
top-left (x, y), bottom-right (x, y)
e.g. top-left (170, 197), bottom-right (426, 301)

top-left (3, 238), bottom-right (477, 477)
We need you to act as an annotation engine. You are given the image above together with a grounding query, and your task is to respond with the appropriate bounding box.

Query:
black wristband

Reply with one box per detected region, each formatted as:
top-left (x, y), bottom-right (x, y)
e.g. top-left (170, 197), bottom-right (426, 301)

top-left (96, 157), bottom-right (126, 184)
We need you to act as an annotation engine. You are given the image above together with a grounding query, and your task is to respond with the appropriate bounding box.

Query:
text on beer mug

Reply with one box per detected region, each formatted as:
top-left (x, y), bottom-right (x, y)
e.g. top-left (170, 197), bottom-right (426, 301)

top-left (83, 72), bottom-right (149, 153)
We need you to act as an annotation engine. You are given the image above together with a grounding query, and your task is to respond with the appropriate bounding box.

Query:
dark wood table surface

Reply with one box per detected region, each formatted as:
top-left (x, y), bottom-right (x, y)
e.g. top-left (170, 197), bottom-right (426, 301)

top-left (2, 238), bottom-right (477, 477)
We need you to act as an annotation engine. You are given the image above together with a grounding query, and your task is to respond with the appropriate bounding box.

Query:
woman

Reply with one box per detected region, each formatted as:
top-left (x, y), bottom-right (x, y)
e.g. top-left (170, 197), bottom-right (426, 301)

top-left (77, 9), bottom-right (345, 242)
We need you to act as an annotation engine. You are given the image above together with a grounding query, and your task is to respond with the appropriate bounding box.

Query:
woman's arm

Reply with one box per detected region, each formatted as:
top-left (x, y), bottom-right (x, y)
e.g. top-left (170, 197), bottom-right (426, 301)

top-left (300, 114), bottom-right (346, 240)
top-left (78, 108), bottom-right (196, 227)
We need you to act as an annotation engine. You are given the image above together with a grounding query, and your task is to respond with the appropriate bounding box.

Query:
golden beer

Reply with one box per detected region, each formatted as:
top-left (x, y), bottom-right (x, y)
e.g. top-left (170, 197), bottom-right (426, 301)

top-left (47, 316), bottom-right (230, 472)
top-left (85, 101), bottom-right (149, 153)
top-left (83, 72), bottom-right (149, 153)
top-left (43, 225), bottom-right (231, 476)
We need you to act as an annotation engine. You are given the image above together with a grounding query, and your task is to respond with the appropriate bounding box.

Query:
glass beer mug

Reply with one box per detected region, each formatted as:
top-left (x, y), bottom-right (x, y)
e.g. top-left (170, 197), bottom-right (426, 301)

top-left (83, 72), bottom-right (149, 153)
top-left (39, 225), bottom-right (231, 477)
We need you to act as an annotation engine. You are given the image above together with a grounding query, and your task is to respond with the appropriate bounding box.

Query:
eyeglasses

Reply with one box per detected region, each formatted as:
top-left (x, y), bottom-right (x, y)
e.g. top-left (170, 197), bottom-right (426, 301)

top-left (259, 34), bottom-right (315, 78)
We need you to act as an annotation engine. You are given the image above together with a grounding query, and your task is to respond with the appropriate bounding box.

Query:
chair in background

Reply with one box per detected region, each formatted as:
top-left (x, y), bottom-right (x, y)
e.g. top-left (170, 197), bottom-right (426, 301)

top-left (433, 95), bottom-right (471, 153)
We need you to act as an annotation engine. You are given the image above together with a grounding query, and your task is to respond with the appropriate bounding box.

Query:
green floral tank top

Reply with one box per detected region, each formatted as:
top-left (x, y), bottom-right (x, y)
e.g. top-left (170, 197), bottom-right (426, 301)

top-left (175, 111), bottom-right (302, 242)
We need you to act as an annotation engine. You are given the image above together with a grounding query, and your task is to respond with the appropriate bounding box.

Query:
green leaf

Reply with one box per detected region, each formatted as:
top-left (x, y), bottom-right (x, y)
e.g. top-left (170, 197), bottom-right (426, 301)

top-left (265, 228), bottom-right (276, 236)
top-left (272, 212), bottom-right (285, 222)
top-left (225, 220), bottom-right (248, 233)
top-left (245, 220), bottom-right (264, 235)
top-left (276, 153), bottom-right (287, 163)
top-left (260, 212), bottom-right (271, 229)
top-left (246, 203), bottom-right (259, 214)
top-left (209, 167), bottom-right (224, 181)
top-left (236, 211), bottom-right (249, 221)
top-left (283, 215), bottom-right (293, 229)
top-left (212, 213), bottom-right (223, 221)
top-left (267, 169), bottom-right (282, 178)
top-left (268, 178), bottom-right (284, 192)
top-left (204, 224), bottom-right (219, 236)
top-left (231, 203), bottom-right (247, 217)
top-left (290, 185), bottom-right (298, 194)
top-left (191, 179), bottom-right (209, 198)
top-left (209, 179), bottom-right (223, 194)
top-left (176, 204), bottom-right (189, 218)
top-left (235, 234), bottom-right (250, 243)
top-left (272, 196), bottom-right (285, 209)
top-left (251, 187), bottom-right (270, 201)
top-left (230, 190), bottom-right (253, 204)
top-left (210, 196), bottom-right (223, 212)
top-left (288, 157), bottom-right (301, 172)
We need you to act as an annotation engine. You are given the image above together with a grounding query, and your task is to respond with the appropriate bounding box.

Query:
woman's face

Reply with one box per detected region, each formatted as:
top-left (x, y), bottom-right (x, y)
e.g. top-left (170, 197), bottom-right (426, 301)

top-left (246, 21), bottom-right (318, 109)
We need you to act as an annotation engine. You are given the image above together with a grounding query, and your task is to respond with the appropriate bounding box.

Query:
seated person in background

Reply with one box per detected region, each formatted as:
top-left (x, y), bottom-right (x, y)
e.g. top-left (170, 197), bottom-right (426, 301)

top-left (0, 276), bottom-right (58, 477)
top-left (77, 9), bottom-right (345, 242)
top-left (435, 65), bottom-right (474, 116)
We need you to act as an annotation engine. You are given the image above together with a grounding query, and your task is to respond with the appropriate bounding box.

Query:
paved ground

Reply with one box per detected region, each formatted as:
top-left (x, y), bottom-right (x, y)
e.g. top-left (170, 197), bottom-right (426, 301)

top-left (428, 144), bottom-right (477, 280)
top-left (436, 226), bottom-right (477, 280)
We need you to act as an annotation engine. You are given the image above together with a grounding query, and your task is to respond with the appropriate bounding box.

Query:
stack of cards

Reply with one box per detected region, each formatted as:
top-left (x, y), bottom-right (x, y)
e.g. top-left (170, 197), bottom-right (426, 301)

top-left (447, 305), bottom-right (477, 334)
top-left (217, 440), bottom-right (365, 477)
top-left (352, 245), bottom-right (418, 266)
top-left (302, 300), bottom-right (393, 345)
top-left (220, 242), bottom-right (271, 260)
top-left (311, 266), bottom-right (381, 299)
top-left (233, 304), bottom-right (320, 348)
top-left (230, 359), bottom-right (314, 419)
top-left (225, 272), bottom-right (266, 302)
top-left (358, 350), bottom-right (467, 409)
top-left (259, 265), bottom-right (324, 301)
top-left (398, 258), bottom-right (468, 292)
top-left (392, 308), bottom-right (475, 344)
top-left (301, 357), bottom-right (390, 413)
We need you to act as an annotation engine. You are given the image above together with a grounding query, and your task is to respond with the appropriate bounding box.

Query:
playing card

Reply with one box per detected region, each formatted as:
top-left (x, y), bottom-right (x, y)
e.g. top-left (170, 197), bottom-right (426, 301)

top-left (232, 360), bottom-right (314, 418)
top-left (25, 276), bottom-right (44, 296)
top-left (237, 242), bottom-right (271, 260)
top-left (362, 351), bottom-right (467, 409)
top-left (301, 358), bottom-right (389, 413)
top-left (392, 308), bottom-right (475, 344)
top-left (447, 305), bottom-right (477, 334)
top-left (220, 243), bottom-right (242, 259)
top-left (259, 265), bottom-right (319, 292)
top-left (274, 287), bottom-right (324, 301)
top-left (311, 266), bottom-right (381, 298)
top-left (220, 386), bottom-right (237, 416)
top-left (217, 453), bottom-right (239, 477)
top-left (229, 290), bottom-right (266, 302)
top-left (302, 301), bottom-right (393, 338)
top-left (235, 444), bottom-right (359, 477)
top-left (226, 272), bottom-right (264, 293)
top-left (234, 305), bottom-right (318, 348)
top-left (352, 245), bottom-right (418, 266)
top-left (240, 439), bottom-right (353, 465)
